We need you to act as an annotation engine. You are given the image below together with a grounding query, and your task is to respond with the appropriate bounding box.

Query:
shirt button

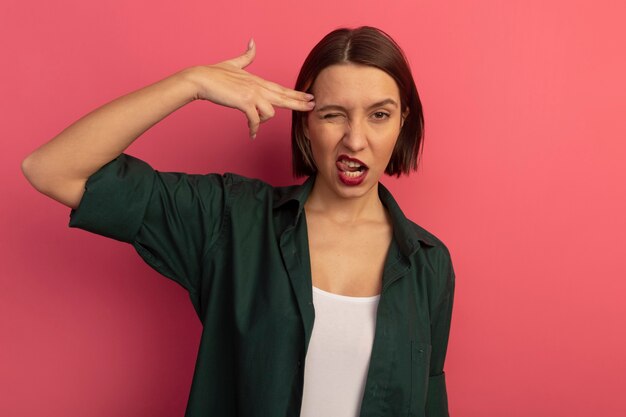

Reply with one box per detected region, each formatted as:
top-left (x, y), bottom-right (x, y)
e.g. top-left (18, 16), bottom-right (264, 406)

top-left (297, 360), bottom-right (302, 367)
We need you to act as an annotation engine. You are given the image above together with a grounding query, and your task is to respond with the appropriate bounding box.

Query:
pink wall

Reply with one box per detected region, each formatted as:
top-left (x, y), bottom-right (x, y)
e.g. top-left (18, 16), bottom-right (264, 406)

top-left (2, 0), bottom-right (625, 415)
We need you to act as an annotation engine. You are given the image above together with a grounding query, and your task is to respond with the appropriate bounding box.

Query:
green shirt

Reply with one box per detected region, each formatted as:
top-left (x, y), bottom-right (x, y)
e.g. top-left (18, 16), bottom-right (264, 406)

top-left (69, 154), bottom-right (455, 417)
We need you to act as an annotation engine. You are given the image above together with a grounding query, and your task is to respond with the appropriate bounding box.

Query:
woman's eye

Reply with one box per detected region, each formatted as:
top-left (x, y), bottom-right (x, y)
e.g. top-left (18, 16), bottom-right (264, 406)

top-left (323, 113), bottom-right (340, 119)
top-left (372, 111), bottom-right (390, 120)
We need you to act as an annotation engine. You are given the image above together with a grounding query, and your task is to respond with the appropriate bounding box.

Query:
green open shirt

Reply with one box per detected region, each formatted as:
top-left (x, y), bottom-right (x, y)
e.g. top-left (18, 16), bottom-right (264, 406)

top-left (69, 154), bottom-right (455, 417)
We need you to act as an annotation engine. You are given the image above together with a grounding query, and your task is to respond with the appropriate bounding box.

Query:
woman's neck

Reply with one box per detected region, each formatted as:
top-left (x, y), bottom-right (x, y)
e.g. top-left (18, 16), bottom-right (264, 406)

top-left (304, 178), bottom-right (387, 224)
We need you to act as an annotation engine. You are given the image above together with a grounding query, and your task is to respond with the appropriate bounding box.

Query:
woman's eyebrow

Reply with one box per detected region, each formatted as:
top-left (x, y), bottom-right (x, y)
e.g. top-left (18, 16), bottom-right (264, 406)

top-left (316, 99), bottom-right (398, 113)
top-left (367, 98), bottom-right (398, 109)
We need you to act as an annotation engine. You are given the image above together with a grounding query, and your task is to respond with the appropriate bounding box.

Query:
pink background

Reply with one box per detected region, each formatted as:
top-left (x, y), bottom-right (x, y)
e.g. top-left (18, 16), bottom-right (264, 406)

top-left (2, 0), bottom-right (625, 416)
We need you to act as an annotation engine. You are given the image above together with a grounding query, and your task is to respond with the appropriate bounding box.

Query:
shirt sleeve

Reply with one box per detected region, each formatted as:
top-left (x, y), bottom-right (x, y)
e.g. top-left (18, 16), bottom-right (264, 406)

top-left (68, 153), bottom-right (225, 295)
top-left (426, 246), bottom-right (455, 417)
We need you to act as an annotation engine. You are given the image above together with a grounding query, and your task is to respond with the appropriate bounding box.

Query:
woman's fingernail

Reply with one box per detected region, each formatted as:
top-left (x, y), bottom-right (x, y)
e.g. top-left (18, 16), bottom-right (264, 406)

top-left (248, 38), bottom-right (255, 50)
top-left (305, 93), bottom-right (314, 100)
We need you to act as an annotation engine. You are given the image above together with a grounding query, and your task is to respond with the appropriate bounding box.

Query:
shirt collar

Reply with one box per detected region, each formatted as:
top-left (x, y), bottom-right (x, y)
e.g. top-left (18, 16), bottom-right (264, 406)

top-left (273, 176), bottom-right (436, 257)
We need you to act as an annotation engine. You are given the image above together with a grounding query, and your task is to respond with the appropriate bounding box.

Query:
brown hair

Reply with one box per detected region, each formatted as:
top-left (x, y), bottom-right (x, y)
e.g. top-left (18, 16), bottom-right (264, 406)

top-left (291, 26), bottom-right (424, 177)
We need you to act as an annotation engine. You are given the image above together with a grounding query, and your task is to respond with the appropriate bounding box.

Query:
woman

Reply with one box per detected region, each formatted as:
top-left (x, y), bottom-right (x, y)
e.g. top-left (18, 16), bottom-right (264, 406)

top-left (22, 26), bottom-right (454, 417)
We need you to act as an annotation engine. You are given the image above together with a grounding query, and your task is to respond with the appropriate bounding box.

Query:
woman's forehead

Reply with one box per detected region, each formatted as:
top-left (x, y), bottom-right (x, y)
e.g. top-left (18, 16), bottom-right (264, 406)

top-left (311, 64), bottom-right (400, 106)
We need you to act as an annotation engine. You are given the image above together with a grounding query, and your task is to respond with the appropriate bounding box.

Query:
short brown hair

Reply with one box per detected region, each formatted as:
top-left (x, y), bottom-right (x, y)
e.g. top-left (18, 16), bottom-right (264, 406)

top-left (291, 26), bottom-right (424, 178)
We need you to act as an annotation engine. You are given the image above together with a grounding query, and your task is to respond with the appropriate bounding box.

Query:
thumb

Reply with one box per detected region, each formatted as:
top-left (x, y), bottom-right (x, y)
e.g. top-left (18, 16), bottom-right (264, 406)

top-left (227, 38), bottom-right (256, 69)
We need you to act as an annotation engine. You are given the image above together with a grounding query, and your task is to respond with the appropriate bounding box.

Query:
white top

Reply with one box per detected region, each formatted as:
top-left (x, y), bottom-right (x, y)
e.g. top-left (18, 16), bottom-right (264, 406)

top-left (299, 286), bottom-right (380, 417)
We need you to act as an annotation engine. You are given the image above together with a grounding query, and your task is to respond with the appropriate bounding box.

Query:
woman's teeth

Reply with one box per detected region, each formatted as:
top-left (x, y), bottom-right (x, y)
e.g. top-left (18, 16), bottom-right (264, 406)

top-left (343, 170), bottom-right (363, 178)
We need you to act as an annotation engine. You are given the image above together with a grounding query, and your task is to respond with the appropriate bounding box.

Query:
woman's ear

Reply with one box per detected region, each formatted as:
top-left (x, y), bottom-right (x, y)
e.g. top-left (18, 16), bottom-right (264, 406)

top-left (401, 107), bottom-right (410, 128)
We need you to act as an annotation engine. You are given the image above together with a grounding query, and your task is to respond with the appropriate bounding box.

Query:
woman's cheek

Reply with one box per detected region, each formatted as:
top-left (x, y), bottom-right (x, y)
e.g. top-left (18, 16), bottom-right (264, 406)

top-left (311, 123), bottom-right (341, 141)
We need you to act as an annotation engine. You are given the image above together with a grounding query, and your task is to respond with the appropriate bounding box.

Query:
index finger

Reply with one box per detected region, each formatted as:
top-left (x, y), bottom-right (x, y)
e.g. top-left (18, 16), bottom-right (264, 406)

top-left (256, 77), bottom-right (314, 102)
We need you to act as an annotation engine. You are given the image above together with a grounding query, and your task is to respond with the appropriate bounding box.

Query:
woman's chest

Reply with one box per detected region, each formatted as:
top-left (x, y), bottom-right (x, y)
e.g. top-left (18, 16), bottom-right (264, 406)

top-left (306, 218), bottom-right (393, 297)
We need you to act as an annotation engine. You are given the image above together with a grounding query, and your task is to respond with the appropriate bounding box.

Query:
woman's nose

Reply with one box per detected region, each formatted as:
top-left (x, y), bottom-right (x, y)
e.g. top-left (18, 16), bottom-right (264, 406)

top-left (342, 119), bottom-right (368, 152)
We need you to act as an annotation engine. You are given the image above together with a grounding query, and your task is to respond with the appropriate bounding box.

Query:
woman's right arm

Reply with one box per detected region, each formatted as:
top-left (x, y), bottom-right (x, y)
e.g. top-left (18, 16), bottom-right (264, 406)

top-left (21, 40), bottom-right (315, 209)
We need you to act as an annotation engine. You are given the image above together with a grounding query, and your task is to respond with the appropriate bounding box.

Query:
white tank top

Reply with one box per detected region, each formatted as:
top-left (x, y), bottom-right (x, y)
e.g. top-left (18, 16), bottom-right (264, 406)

top-left (299, 286), bottom-right (380, 417)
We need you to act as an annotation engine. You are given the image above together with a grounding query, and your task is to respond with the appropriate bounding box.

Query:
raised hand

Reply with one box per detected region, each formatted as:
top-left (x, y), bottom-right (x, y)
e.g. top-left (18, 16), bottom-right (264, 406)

top-left (22, 39), bottom-right (313, 208)
top-left (190, 39), bottom-right (315, 138)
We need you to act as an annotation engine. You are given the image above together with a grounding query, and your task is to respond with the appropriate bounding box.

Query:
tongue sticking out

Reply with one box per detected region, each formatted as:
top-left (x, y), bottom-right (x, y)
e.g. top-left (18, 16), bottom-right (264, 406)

top-left (336, 158), bottom-right (368, 184)
top-left (338, 158), bottom-right (366, 173)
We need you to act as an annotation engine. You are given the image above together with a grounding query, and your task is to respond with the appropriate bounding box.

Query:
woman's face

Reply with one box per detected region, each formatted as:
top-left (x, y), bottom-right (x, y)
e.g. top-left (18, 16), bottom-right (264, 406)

top-left (305, 63), bottom-right (406, 200)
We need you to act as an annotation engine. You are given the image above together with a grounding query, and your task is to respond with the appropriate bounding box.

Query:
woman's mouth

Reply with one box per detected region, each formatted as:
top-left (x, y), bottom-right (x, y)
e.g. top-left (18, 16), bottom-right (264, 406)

top-left (336, 156), bottom-right (368, 186)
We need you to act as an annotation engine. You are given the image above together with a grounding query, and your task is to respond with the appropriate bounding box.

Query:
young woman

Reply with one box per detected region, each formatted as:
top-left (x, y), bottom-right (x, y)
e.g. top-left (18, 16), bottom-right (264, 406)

top-left (22, 27), bottom-right (455, 417)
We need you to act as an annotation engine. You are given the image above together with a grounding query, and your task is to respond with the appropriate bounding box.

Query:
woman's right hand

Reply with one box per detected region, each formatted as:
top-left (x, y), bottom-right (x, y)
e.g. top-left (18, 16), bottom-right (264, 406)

top-left (22, 39), bottom-right (312, 209)
top-left (187, 39), bottom-right (315, 139)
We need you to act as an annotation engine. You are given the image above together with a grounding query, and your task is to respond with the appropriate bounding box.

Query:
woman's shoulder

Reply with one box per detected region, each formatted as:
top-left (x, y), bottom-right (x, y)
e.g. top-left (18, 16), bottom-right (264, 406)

top-left (210, 173), bottom-right (313, 211)
top-left (399, 216), bottom-right (453, 269)
top-left (379, 183), bottom-right (451, 259)
top-left (218, 173), bottom-right (302, 195)
top-left (405, 219), bottom-right (448, 250)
